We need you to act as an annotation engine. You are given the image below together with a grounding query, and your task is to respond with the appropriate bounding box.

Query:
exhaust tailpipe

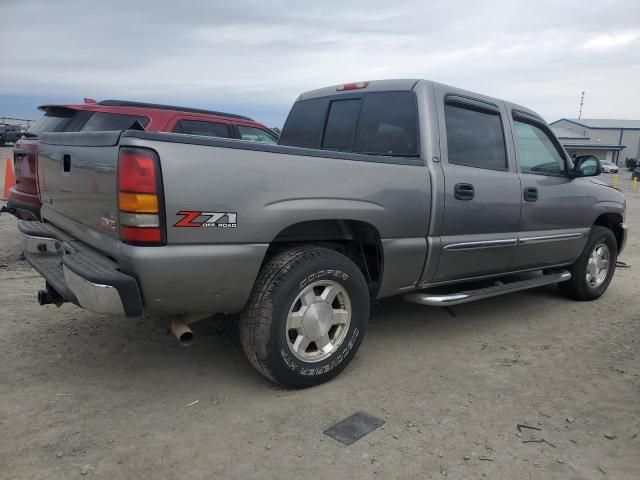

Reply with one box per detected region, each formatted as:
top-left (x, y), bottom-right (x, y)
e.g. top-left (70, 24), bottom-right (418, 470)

top-left (170, 320), bottom-right (194, 346)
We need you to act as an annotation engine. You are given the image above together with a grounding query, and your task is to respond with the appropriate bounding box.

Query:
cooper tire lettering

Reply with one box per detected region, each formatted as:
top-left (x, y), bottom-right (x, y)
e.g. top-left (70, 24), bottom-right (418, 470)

top-left (278, 327), bottom-right (360, 376)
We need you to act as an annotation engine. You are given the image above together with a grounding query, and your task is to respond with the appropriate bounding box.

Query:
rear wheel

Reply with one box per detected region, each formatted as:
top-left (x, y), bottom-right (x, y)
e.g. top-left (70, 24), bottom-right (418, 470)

top-left (559, 226), bottom-right (617, 300)
top-left (240, 246), bottom-right (369, 388)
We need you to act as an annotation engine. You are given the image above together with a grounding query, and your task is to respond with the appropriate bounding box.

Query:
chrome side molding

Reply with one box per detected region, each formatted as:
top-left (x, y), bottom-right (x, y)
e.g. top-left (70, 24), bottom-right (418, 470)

top-left (518, 233), bottom-right (584, 244)
top-left (444, 233), bottom-right (584, 251)
top-left (443, 239), bottom-right (518, 251)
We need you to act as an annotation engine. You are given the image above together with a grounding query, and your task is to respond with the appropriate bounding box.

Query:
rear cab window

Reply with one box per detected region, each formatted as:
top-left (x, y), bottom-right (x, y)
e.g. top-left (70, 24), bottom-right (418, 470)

top-left (280, 91), bottom-right (419, 157)
top-left (322, 99), bottom-right (361, 151)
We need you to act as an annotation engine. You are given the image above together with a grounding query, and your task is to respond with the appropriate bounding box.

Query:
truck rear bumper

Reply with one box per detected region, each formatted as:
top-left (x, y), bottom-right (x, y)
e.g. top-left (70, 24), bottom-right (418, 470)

top-left (18, 220), bottom-right (143, 317)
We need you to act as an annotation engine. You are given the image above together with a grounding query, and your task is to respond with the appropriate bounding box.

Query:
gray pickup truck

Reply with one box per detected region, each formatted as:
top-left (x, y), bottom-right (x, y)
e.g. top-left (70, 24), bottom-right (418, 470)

top-left (19, 79), bottom-right (627, 387)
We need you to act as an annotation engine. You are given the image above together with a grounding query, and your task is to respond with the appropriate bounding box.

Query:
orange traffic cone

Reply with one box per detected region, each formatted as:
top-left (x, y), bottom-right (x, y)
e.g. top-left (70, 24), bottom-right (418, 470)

top-left (1, 157), bottom-right (15, 201)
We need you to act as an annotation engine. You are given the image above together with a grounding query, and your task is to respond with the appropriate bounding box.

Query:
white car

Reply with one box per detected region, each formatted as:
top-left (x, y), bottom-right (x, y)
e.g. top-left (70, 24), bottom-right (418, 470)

top-left (600, 160), bottom-right (619, 173)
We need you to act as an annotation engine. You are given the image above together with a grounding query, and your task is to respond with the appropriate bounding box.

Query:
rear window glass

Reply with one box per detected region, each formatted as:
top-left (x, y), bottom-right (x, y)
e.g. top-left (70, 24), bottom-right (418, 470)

top-left (173, 120), bottom-right (231, 138)
top-left (354, 92), bottom-right (419, 156)
top-left (27, 109), bottom-right (76, 136)
top-left (80, 112), bottom-right (150, 132)
top-left (279, 98), bottom-right (327, 148)
top-left (322, 99), bottom-right (361, 151)
top-left (280, 91), bottom-right (419, 157)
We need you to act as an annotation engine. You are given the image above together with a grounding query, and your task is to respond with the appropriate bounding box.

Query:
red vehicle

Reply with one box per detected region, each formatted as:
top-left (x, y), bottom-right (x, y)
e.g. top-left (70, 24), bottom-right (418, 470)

top-left (5, 100), bottom-right (278, 220)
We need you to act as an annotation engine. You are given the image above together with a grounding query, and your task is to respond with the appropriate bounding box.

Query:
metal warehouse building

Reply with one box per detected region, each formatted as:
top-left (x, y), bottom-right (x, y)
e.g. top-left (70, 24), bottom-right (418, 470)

top-left (550, 119), bottom-right (640, 165)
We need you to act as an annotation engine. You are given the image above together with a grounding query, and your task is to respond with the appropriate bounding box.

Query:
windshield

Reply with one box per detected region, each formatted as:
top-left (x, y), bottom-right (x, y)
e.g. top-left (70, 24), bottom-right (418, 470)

top-left (27, 108), bottom-right (77, 137)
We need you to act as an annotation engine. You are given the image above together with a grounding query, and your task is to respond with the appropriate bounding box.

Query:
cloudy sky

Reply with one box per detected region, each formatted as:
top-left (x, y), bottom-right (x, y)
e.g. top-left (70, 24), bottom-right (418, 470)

top-left (1, 0), bottom-right (639, 127)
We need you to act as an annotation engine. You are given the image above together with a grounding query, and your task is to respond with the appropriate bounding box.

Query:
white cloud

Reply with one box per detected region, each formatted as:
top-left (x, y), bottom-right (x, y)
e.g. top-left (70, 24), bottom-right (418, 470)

top-left (583, 31), bottom-right (640, 50)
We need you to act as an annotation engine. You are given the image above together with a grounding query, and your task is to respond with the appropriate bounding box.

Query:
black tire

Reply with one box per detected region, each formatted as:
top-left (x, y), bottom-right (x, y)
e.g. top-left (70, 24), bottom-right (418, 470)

top-left (559, 226), bottom-right (617, 301)
top-left (240, 246), bottom-right (369, 388)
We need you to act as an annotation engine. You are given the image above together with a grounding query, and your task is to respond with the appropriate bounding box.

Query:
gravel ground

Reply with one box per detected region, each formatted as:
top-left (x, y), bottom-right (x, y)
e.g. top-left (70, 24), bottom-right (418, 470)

top-left (1, 145), bottom-right (638, 479)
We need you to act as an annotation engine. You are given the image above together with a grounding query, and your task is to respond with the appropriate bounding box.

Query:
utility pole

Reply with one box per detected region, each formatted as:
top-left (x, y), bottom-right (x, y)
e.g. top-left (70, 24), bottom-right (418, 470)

top-left (578, 91), bottom-right (585, 119)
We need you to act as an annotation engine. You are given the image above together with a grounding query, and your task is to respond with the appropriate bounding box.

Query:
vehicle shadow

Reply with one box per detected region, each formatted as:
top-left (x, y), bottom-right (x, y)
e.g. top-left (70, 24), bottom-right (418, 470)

top-left (9, 284), bottom-right (567, 392)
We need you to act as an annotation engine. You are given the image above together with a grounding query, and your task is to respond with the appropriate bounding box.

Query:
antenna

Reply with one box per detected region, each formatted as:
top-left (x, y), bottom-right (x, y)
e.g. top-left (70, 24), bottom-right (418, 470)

top-left (578, 91), bottom-right (585, 119)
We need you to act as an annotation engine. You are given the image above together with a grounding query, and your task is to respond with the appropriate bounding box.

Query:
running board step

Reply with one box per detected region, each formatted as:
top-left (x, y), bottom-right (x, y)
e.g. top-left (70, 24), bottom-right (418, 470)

top-left (404, 270), bottom-right (571, 307)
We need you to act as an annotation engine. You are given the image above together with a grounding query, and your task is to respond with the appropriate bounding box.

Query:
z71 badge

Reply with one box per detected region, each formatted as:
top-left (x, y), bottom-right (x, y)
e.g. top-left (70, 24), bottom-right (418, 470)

top-left (174, 211), bottom-right (237, 228)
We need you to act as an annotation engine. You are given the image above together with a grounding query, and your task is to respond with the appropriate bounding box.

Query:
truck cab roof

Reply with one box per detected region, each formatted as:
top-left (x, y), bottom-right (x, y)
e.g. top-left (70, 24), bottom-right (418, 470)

top-left (297, 79), bottom-right (543, 121)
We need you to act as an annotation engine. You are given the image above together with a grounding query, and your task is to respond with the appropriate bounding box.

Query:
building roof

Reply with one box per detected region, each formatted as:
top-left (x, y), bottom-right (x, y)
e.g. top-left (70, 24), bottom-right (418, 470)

top-left (551, 126), bottom-right (589, 140)
top-left (551, 118), bottom-right (640, 130)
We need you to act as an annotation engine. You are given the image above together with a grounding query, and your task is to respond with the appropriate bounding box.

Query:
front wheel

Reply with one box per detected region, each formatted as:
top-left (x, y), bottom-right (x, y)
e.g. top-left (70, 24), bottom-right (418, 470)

top-left (240, 246), bottom-right (370, 388)
top-left (559, 226), bottom-right (618, 301)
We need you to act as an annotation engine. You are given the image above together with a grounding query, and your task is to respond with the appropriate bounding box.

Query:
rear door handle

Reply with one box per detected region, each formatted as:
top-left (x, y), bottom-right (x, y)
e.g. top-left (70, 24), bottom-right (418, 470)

top-left (523, 187), bottom-right (538, 202)
top-left (454, 183), bottom-right (474, 200)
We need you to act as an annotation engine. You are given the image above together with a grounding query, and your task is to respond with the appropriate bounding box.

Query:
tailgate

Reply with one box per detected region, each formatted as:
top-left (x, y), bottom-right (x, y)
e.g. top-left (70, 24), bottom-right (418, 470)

top-left (38, 131), bottom-right (122, 241)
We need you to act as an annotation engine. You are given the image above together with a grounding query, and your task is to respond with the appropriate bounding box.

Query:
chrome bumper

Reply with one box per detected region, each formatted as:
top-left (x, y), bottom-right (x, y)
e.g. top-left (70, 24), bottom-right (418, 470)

top-left (18, 221), bottom-right (143, 317)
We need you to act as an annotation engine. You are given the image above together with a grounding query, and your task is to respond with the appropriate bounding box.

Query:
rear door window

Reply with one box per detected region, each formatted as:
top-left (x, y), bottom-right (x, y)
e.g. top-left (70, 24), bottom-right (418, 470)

top-left (444, 102), bottom-right (507, 170)
top-left (322, 99), bottom-right (361, 151)
top-left (237, 126), bottom-right (278, 144)
top-left (80, 112), bottom-right (150, 131)
top-left (173, 120), bottom-right (231, 138)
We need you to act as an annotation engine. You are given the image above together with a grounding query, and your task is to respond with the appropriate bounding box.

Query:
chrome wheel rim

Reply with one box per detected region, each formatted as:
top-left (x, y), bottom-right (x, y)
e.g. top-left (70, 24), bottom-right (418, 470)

top-left (586, 243), bottom-right (610, 288)
top-left (285, 280), bottom-right (351, 363)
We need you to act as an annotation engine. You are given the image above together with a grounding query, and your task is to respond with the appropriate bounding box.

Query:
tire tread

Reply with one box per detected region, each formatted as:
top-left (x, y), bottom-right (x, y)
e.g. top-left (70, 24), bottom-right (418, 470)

top-left (239, 246), bottom-right (349, 383)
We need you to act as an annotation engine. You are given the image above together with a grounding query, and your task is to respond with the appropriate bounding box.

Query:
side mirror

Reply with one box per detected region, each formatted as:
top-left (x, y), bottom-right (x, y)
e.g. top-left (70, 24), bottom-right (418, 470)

top-left (571, 155), bottom-right (601, 177)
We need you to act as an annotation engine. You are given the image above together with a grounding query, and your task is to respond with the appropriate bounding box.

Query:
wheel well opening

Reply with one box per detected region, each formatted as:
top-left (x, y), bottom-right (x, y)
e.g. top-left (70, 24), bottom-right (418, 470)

top-left (594, 213), bottom-right (624, 250)
top-left (266, 220), bottom-right (383, 295)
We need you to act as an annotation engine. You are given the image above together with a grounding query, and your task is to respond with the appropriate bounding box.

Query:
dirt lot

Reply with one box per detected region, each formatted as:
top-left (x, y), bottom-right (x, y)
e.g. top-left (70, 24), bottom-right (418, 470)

top-left (1, 145), bottom-right (638, 479)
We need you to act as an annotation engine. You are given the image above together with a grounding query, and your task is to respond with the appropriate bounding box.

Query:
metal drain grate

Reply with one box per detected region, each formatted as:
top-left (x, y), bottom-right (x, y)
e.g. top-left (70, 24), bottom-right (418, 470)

top-left (323, 411), bottom-right (385, 445)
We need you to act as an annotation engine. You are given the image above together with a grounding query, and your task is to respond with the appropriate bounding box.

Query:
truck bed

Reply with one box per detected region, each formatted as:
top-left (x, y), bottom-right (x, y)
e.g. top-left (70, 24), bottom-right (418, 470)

top-left (34, 130), bottom-right (432, 315)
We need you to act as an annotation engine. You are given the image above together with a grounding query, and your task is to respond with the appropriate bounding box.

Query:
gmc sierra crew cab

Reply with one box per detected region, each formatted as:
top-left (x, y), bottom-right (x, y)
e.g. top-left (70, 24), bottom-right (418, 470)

top-left (18, 79), bottom-right (627, 388)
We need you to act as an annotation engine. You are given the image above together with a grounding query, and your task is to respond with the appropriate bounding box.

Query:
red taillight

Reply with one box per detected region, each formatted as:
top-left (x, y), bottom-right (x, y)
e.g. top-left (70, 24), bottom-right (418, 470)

top-left (120, 226), bottom-right (161, 243)
top-left (117, 148), bottom-right (164, 245)
top-left (84, 97), bottom-right (97, 104)
top-left (118, 151), bottom-right (157, 193)
top-left (13, 150), bottom-right (39, 195)
top-left (336, 81), bottom-right (369, 91)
